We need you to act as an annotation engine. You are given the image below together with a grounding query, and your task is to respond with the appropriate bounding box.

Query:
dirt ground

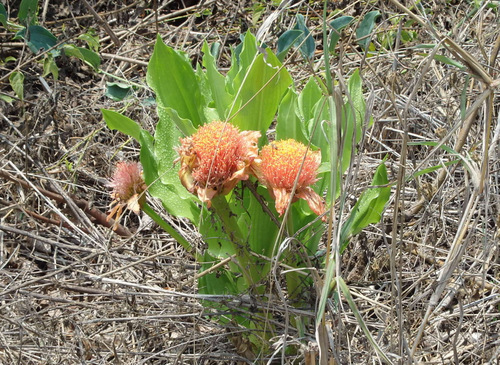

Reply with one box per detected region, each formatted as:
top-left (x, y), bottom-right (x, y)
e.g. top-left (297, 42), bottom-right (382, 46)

top-left (1, 0), bottom-right (499, 364)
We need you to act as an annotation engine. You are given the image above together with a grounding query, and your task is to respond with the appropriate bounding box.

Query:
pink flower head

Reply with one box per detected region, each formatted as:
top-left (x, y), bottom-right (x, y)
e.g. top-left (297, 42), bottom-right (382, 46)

top-left (254, 139), bottom-right (326, 219)
top-left (176, 120), bottom-right (261, 207)
top-left (107, 161), bottom-right (147, 226)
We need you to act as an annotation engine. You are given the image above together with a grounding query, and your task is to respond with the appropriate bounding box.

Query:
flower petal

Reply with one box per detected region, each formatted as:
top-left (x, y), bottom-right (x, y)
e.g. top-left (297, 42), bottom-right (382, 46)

top-left (296, 187), bottom-right (327, 220)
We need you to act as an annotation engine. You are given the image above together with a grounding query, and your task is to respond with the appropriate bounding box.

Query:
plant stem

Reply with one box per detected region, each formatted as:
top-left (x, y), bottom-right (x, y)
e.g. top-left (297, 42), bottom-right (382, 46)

top-left (142, 202), bottom-right (197, 259)
top-left (210, 195), bottom-right (258, 289)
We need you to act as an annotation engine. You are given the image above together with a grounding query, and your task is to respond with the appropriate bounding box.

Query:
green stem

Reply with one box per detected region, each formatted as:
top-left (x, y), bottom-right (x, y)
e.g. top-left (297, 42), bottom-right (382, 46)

top-left (210, 195), bottom-right (258, 289)
top-left (142, 202), bottom-right (197, 259)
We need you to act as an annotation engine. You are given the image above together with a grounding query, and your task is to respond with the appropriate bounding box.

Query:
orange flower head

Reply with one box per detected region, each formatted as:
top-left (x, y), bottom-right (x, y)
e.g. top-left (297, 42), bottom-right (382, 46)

top-left (176, 120), bottom-right (261, 206)
top-left (107, 161), bottom-right (147, 227)
top-left (255, 139), bottom-right (326, 219)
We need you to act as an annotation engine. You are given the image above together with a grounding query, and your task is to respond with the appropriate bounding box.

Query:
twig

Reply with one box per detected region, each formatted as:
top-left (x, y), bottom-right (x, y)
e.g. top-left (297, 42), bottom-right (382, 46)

top-left (101, 52), bottom-right (148, 67)
top-left (0, 168), bottom-right (132, 237)
top-left (81, 0), bottom-right (121, 48)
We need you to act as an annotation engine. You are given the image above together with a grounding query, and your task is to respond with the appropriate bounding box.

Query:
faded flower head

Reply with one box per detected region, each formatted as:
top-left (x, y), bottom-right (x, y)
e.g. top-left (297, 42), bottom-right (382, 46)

top-left (107, 161), bottom-right (147, 226)
top-left (254, 139), bottom-right (326, 219)
top-left (176, 120), bottom-right (261, 207)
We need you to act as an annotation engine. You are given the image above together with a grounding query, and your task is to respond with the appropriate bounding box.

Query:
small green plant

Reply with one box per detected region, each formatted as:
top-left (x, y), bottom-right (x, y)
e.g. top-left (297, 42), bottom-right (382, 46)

top-left (102, 14), bottom-right (390, 359)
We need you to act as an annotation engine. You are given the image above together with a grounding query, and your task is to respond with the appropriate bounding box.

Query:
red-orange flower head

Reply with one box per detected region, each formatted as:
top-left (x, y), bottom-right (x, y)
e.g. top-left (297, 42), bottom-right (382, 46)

top-left (176, 120), bottom-right (261, 207)
top-left (255, 139), bottom-right (326, 219)
top-left (107, 161), bottom-right (147, 226)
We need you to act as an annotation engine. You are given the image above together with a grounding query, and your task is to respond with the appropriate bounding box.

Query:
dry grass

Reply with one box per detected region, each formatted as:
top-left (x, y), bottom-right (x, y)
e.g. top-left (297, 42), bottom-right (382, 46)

top-left (1, 0), bottom-right (499, 363)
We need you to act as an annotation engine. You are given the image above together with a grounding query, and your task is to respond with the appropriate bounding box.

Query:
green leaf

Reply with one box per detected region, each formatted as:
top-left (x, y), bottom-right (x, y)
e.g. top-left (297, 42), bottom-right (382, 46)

top-left (235, 32), bottom-right (258, 78)
top-left (0, 4), bottom-right (7, 28)
top-left (105, 82), bottom-right (133, 101)
top-left (239, 185), bottom-right (279, 258)
top-left (147, 34), bottom-right (206, 128)
top-left (139, 129), bottom-right (198, 221)
top-left (329, 16), bottom-right (354, 53)
top-left (101, 109), bottom-right (141, 141)
top-left (78, 32), bottom-right (99, 52)
top-left (154, 107), bottom-right (198, 221)
top-left (291, 201), bottom-right (325, 254)
top-left (276, 89), bottom-right (308, 144)
top-left (340, 162), bottom-right (390, 253)
top-left (230, 46), bottom-right (292, 138)
top-left (76, 46), bottom-right (100, 70)
top-left (0, 94), bottom-right (14, 103)
top-left (293, 14), bottom-right (315, 59)
top-left (338, 277), bottom-right (393, 364)
top-left (16, 25), bottom-right (57, 54)
top-left (63, 44), bottom-right (100, 70)
top-left (356, 10), bottom-right (380, 50)
top-left (198, 254), bottom-right (239, 295)
top-left (410, 159), bottom-right (459, 178)
top-left (433, 54), bottom-right (465, 70)
top-left (2, 56), bottom-right (16, 63)
top-left (43, 54), bottom-right (58, 79)
top-left (341, 69), bottom-right (365, 172)
top-left (201, 42), bottom-right (231, 119)
top-left (298, 77), bottom-right (323, 125)
top-left (276, 29), bottom-right (302, 62)
top-left (195, 65), bottom-right (220, 121)
top-left (18, 0), bottom-right (38, 25)
top-left (200, 206), bottom-right (236, 259)
top-left (9, 71), bottom-right (24, 100)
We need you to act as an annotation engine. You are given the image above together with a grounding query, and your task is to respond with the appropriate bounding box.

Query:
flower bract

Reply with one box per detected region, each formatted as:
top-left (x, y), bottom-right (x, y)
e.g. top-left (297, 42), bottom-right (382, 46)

top-left (107, 161), bottom-right (147, 226)
top-left (176, 120), bottom-right (261, 207)
top-left (254, 139), bottom-right (326, 218)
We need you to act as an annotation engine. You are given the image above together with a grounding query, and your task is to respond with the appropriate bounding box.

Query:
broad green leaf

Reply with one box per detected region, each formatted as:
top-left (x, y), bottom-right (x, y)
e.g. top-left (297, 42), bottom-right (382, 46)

top-left (0, 94), bottom-right (14, 103)
top-left (159, 106), bottom-right (195, 137)
top-left (341, 69), bottom-right (365, 172)
top-left (105, 82), bottom-right (133, 101)
top-left (231, 47), bottom-right (292, 138)
top-left (292, 201), bottom-right (325, 255)
top-left (147, 34), bottom-right (206, 128)
top-left (0, 4), bottom-right (7, 28)
top-left (18, 0), bottom-right (38, 25)
top-left (101, 109), bottom-right (141, 141)
top-left (198, 254), bottom-right (239, 295)
top-left (43, 54), bottom-right (58, 79)
top-left (140, 129), bottom-right (197, 221)
top-left (16, 25), bottom-right (57, 54)
top-left (235, 32), bottom-right (258, 78)
top-left (340, 162), bottom-right (390, 253)
top-left (2, 56), bottom-right (16, 63)
top-left (239, 185), bottom-right (279, 258)
top-left (200, 206), bottom-right (236, 259)
top-left (356, 10), bottom-right (380, 50)
top-left (202, 42), bottom-right (231, 119)
top-left (298, 78), bottom-right (323, 124)
top-left (276, 89), bottom-right (308, 144)
top-left (76, 46), bottom-right (100, 70)
top-left (294, 14), bottom-right (315, 59)
top-left (78, 32), bottom-right (99, 52)
top-left (329, 16), bottom-right (354, 53)
top-left (276, 29), bottom-right (302, 62)
top-left (63, 44), bottom-right (100, 70)
top-left (195, 63), bottom-right (223, 122)
top-left (9, 71), bottom-right (24, 100)
top-left (226, 40), bottom-right (243, 89)
top-left (154, 107), bottom-right (199, 221)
